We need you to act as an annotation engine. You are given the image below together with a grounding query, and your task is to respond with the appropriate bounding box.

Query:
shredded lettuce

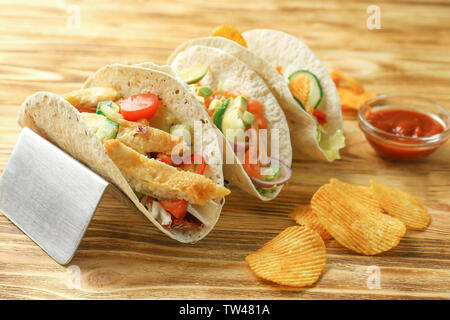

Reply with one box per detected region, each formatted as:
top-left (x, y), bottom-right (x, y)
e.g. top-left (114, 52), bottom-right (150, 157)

top-left (255, 185), bottom-right (279, 198)
top-left (317, 126), bottom-right (345, 161)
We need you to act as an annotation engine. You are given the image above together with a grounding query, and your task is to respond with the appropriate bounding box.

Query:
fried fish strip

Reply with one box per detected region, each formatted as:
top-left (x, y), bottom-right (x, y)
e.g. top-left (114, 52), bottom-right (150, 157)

top-left (104, 139), bottom-right (230, 205)
top-left (63, 87), bottom-right (121, 109)
top-left (81, 113), bottom-right (188, 155)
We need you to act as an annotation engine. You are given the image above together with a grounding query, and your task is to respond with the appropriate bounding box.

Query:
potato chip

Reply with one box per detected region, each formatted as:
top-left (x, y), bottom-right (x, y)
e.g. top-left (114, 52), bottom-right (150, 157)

top-left (330, 178), bottom-right (381, 209)
top-left (338, 87), bottom-right (376, 111)
top-left (311, 183), bottom-right (406, 255)
top-left (211, 25), bottom-right (247, 47)
top-left (370, 180), bottom-right (430, 230)
top-left (289, 205), bottom-right (332, 240)
top-left (246, 226), bottom-right (326, 287)
top-left (330, 70), bottom-right (364, 94)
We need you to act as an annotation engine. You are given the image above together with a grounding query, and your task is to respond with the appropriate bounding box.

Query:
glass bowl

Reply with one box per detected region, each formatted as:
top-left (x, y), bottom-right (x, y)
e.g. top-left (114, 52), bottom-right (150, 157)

top-left (358, 94), bottom-right (450, 161)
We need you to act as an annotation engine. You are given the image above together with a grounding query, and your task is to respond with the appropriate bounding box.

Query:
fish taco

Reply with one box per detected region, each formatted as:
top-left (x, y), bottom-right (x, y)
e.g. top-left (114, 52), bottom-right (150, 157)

top-left (18, 64), bottom-right (230, 243)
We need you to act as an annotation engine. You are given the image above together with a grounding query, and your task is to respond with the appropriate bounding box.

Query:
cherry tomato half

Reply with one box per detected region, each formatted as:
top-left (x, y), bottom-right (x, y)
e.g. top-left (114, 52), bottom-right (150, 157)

top-left (119, 93), bottom-right (159, 121)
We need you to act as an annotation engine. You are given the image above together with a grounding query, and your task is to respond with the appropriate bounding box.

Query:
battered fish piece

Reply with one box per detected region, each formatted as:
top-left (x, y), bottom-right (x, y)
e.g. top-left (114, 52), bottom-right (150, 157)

top-left (104, 139), bottom-right (230, 205)
top-left (82, 113), bottom-right (188, 155)
top-left (63, 87), bottom-right (121, 109)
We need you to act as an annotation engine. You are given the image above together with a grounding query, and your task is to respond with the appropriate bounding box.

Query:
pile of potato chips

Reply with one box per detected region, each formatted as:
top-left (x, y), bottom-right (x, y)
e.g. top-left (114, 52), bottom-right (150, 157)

top-left (331, 70), bottom-right (377, 111)
top-left (246, 178), bottom-right (430, 287)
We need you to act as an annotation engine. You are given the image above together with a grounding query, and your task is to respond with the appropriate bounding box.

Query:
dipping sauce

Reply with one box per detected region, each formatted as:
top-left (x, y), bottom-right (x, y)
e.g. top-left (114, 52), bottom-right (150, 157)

top-left (361, 107), bottom-right (446, 161)
top-left (366, 109), bottom-right (444, 138)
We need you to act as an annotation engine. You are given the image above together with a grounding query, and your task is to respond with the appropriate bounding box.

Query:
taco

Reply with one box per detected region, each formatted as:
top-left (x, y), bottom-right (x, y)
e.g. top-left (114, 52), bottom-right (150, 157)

top-left (18, 64), bottom-right (230, 243)
top-left (168, 28), bottom-right (345, 161)
top-left (169, 45), bottom-right (293, 200)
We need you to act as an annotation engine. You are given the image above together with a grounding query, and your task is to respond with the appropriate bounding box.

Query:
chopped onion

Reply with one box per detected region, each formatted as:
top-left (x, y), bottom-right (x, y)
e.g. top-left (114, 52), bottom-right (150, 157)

top-left (250, 158), bottom-right (292, 188)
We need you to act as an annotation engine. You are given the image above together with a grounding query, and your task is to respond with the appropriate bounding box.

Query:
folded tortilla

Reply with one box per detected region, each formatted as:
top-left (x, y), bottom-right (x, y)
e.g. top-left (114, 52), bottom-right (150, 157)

top-left (168, 30), bottom-right (345, 161)
top-left (18, 64), bottom-right (227, 243)
top-left (169, 45), bottom-right (293, 201)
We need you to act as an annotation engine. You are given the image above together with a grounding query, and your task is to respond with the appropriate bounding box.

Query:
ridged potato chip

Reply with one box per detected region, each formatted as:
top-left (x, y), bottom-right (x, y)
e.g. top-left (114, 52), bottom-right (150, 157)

top-left (330, 178), bottom-right (381, 209)
top-left (370, 180), bottom-right (430, 230)
top-left (211, 25), bottom-right (247, 47)
top-left (246, 226), bottom-right (326, 287)
top-left (289, 205), bottom-right (332, 240)
top-left (311, 183), bottom-right (406, 255)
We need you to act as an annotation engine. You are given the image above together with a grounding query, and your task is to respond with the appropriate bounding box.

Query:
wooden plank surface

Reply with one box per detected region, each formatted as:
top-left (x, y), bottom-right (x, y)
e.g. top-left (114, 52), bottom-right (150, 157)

top-left (0, 0), bottom-right (449, 299)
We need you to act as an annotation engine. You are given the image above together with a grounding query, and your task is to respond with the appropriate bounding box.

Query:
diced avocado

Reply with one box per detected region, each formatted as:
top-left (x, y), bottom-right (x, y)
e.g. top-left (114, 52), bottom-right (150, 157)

top-left (222, 98), bottom-right (246, 141)
top-left (195, 95), bottom-right (205, 105)
top-left (242, 111), bottom-right (255, 126)
top-left (96, 118), bottom-right (119, 143)
top-left (288, 70), bottom-right (323, 109)
top-left (261, 165), bottom-right (281, 181)
top-left (208, 98), bottom-right (222, 112)
top-left (179, 64), bottom-right (209, 84)
top-left (213, 98), bottom-right (231, 130)
top-left (96, 101), bottom-right (123, 121)
top-left (255, 185), bottom-right (279, 197)
top-left (170, 123), bottom-right (192, 146)
top-left (232, 95), bottom-right (248, 112)
top-left (195, 86), bottom-right (213, 98)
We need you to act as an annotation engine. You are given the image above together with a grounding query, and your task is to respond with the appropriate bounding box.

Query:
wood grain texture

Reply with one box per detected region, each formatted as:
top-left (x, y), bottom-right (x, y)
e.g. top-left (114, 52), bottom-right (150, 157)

top-left (0, 0), bottom-right (449, 299)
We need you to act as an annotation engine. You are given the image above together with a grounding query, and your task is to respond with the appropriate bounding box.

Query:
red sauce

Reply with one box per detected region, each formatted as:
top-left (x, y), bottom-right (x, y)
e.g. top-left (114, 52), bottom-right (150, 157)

top-left (362, 108), bottom-right (446, 161)
top-left (366, 109), bottom-right (444, 138)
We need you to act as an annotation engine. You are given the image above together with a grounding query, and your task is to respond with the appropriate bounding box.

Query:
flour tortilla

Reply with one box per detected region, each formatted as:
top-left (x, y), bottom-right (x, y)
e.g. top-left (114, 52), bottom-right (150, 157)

top-left (168, 33), bottom-right (344, 161)
top-left (18, 64), bottom-right (226, 243)
top-left (243, 29), bottom-right (344, 160)
top-left (170, 45), bottom-right (292, 201)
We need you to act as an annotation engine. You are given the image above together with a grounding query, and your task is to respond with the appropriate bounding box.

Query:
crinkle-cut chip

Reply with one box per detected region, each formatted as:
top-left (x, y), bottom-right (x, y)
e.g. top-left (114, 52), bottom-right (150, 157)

top-left (330, 70), bottom-right (364, 94)
top-left (289, 205), bottom-right (332, 240)
top-left (370, 180), bottom-right (430, 230)
top-left (338, 87), bottom-right (376, 110)
top-left (311, 184), bottom-right (406, 255)
top-left (330, 178), bottom-right (381, 209)
top-left (211, 25), bottom-right (247, 47)
top-left (288, 73), bottom-right (310, 107)
top-left (246, 226), bottom-right (326, 287)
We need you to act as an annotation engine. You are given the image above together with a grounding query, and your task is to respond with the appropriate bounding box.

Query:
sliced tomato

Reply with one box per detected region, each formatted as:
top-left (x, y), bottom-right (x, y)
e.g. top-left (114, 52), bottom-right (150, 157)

top-left (119, 93), bottom-right (159, 121)
top-left (181, 154), bottom-right (206, 175)
top-left (242, 149), bottom-right (261, 179)
top-left (247, 100), bottom-right (267, 129)
top-left (313, 110), bottom-right (327, 125)
top-left (159, 199), bottom-right (188, 219)
top-left (156, 153), bottom-right (173, 166)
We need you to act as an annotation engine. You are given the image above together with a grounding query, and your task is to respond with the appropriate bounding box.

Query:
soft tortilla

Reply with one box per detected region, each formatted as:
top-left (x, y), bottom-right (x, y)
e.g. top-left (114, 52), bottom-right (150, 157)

top-left (168, 33), bottom-right (344, 161)
top-left (170, 45), bottom-right (292, 201)
top-left (18, 65), bottom-right (226, 243)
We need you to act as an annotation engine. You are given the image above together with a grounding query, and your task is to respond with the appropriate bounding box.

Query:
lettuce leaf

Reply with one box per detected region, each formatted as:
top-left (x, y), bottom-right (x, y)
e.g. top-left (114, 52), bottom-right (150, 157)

top-left (317, 126), bottom-right (345, 161)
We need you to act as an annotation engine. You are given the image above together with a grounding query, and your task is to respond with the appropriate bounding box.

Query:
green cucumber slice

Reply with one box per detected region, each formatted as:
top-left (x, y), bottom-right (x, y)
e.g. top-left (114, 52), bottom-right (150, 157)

top-left (96, 118), bottom-right (119, 143)
top-left (96, 101), bottom-right (122, 121)
top-left (242, 110), bottom-right (255, 126)
top-left (288, 70), bottom-right (323, 109)
top-left (212, 98), bottom-right (231, 130)
top-left (179, 64), bottom-right (209, 84)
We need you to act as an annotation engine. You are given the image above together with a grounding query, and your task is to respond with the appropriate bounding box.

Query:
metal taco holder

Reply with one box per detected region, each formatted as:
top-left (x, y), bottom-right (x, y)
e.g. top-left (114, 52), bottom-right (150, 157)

top-left (0, 127), bottom-right (119, 265)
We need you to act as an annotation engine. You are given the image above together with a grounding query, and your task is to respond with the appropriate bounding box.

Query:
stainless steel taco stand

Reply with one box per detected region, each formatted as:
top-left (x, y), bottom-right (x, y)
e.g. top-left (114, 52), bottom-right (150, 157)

top-left (0, 127), bottom-right (112, 265)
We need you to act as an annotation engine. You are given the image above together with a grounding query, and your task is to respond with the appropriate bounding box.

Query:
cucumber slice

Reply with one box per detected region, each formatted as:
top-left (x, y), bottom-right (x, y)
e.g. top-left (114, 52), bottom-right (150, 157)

top-left (195, 86), bottom-right (213, 98)
top-left (242, 110), bottom-right (255, 126)
top-left (212, 98), bottom-right (231, 130)
top-left (288, 70), bottom-right (323, 109)
top-left (96, 101), bottom-right (122, 121)
top-left (96, 118), bottom-right (119, 143)
top-left (179, 64), bottom-right (209, 84)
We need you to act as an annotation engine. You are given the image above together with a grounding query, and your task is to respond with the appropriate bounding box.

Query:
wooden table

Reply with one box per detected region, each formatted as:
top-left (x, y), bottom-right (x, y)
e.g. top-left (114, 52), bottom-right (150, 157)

top-left (0, 0), bottom-right (449, 299)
